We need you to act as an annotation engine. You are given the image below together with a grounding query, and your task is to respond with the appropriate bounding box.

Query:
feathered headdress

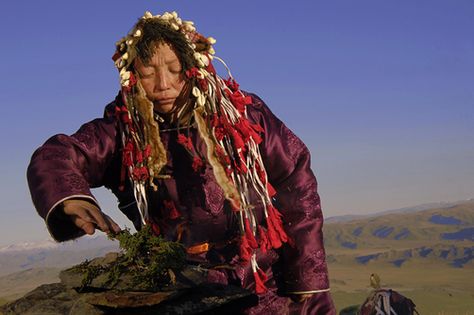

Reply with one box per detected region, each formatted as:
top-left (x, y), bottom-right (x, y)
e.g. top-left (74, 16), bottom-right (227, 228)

top-left (112, 11), bottom-right (289, 293)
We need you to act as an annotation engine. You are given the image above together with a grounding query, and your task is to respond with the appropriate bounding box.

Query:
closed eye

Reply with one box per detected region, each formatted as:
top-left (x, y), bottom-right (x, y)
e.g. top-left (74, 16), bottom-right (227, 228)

top-left (140, 72), bottom-right (154, 78)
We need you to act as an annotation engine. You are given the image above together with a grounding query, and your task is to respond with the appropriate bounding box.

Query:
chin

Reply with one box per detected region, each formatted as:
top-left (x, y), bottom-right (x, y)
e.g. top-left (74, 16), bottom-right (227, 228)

top-left (154, 103), bottom-right (175, 114)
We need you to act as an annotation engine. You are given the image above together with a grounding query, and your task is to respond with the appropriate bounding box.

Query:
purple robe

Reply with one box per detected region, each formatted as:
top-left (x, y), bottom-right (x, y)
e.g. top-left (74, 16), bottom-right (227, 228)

top-left (27, 93), bottom-right (336, 314)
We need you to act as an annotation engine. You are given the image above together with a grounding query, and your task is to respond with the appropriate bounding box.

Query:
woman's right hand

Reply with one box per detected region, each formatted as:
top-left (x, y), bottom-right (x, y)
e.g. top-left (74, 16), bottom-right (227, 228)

top-left (62, 199), bottom-right (121, 235)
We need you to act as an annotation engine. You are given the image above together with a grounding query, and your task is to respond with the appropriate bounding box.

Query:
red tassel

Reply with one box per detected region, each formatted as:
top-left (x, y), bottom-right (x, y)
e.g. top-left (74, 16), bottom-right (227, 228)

top-left (164, 200), bottom-right (180, 220)
top-left (224, 78), bottom-right (240, 92)
top-left (211, 115), bottom-right (226, 141)
top-left (267, 183), bottom-right (277, 197)
top-left (253, 271), bottom-right (267, 294)
top-left (224, 90), bottom-right (243, 113)
top-left (122, 141), bottom-right (134, 166)
top-left (214, 127), bottom-right (225, 141)
top-left (115, 106), bottom-right (131, 124)
top-left (210, 113), bottom-right (219, 127)
top-left (251, 122), bottom-right (264, 133)
top-left (236, 151), bottom-right (248, 174)
top-left (239, 235), bottom-right (252, 263)
top-left (268, 205), bottom-right (288, 244)
top-left (135, 150), bottom-right (143, 163)
top-left (258, 226), bottom-right (271, 253)
top-left (244, 219), bottom-right (258, 249)
top-left (249, 129), bottom-right (262, 144)
top-left (225, 90), bottom-right (252, 114)
top-left (129, 72), bottom-right (137, 87)
top-left (255, 163), bottom-right (267, 185)
top-left (235, 119), bottom-right (251, 143)
top-left (267, 204), bottom-right (282, 220)
top-left (234, 119), bottom-right (263, 144)
top-left (227, 127), bottom-right (245, 149)
top-left (177, 134), bottom-right (194, 151)
top-left (192, 156), bottom-right (204, 172)
top-left (185, 67), bottom-right (200, 79)
top-left (132, 166), bottom-right (149, 181)
top-left (198, 78), bottom-right (208, 91)
top-left (266, 219), bottom-right (282, 249)
top-left (143, 145), bottom-right (151, 159)
top-left (257, 268), bottom-right (268, 283)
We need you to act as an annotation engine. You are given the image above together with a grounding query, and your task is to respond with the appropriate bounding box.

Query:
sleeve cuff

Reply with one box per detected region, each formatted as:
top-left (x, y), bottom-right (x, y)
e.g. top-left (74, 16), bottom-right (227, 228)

top-left (45, 194), bottom-right (99, 242)
top-left (286, 288), bottom-right (331, 295)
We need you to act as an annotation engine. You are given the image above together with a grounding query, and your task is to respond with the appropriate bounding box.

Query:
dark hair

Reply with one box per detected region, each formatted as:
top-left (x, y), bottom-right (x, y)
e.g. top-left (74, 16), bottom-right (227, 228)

top-left (134, 19), bottom-right (196, 73)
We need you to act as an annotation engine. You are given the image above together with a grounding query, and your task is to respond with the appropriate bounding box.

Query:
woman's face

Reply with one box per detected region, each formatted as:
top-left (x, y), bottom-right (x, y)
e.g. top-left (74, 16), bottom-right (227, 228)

top-left (134, 42), bottom-right (186, 114)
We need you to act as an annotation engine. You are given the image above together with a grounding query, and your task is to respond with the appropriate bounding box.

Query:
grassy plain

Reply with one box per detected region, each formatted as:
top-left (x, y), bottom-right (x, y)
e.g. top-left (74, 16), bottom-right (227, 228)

top-left (0, 267), bottom-right (61, 304)
top-left (329, 263), bottom-right (474, 314)
top-left (324, 202), bottom-right (474, 314)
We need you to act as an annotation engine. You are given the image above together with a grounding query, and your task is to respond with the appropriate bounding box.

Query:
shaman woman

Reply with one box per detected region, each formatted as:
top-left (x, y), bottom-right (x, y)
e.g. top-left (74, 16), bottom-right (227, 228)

top-left (27, 11), bottom-right (335, 314)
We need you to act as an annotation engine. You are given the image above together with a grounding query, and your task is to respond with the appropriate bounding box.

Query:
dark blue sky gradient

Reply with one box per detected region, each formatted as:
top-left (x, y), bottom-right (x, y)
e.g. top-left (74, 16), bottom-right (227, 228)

top-left (0, 0), bottom-right (472, 245)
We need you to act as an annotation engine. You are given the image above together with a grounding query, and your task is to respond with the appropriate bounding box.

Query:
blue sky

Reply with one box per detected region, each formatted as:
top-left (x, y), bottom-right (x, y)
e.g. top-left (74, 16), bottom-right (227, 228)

top-left (0, 0), bottom-right (472, 246)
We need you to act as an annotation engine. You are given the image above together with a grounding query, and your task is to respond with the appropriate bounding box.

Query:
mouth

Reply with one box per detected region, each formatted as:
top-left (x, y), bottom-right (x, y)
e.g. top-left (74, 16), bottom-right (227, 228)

top-left (154, 98), bottom-right (175, 105)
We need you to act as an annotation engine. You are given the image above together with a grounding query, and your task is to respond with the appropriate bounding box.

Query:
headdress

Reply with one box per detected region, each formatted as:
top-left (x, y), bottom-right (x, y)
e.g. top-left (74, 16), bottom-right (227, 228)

top-left (112, 11), bottom-right (289, 293)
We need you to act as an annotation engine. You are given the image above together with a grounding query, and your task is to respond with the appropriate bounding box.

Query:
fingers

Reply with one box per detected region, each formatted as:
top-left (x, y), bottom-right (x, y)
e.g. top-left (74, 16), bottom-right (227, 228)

top-left (86, 205), bottom-right (115, 233)
top-left (62, 199), bottom-right (121, 235)
top-left (104, 213), bottom-right (122, 234)
top-left (74, 218), bottom-right (96, 235)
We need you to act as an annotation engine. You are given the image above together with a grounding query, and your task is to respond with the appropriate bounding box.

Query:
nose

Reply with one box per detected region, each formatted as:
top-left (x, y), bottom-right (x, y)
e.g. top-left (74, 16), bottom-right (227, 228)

top-left (154, 69), bottom-right (171, 91)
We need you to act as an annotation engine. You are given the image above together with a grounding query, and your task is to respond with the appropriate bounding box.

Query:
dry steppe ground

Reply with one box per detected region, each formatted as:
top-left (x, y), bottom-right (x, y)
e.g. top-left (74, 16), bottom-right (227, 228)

top-left (329, 262), bottom-right (474, 314)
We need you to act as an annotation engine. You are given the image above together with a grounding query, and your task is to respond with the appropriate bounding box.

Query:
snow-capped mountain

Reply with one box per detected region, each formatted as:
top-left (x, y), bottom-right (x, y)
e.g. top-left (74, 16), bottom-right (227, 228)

top-left (0, 235), bottom-right (119, 276)
top-left (0, 240), bottom-right (59, 253)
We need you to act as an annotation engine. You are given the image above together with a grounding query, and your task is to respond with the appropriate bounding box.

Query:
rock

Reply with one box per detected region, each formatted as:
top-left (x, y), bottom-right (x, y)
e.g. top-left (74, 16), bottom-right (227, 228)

top-left (69, 299), bottom-right (105, 315)
top-left (0, 282), bottom-right (257, 315)
top-left (85, 290), bottom-right (182, 308)
top-left (60, 261), bottom-right (208, 292)
top-left (1, 252), bottom-right (257, 314)
top-left (0, 283), bottom-right (104, 315)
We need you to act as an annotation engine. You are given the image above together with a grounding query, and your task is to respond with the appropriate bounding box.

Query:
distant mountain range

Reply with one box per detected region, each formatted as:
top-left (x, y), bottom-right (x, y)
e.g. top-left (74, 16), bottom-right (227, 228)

top-left (0, 236), bottom-right (119, 277)
top-left (325, 198), bottom-right (474, 223)
top-left (0, 241), bottom-right (59, 253)
top-left (0, 235), bottom-right (119, 253)
top-left (0, 199), bottom-right (472, 280)
top-left (324, 199), bottom-right (474, 268)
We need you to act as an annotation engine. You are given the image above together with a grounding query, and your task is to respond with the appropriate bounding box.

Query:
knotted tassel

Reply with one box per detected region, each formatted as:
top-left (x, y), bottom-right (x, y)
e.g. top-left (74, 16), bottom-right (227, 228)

top-left (266, 218), bottom-right (282, 249)
top-left (267, 205), bottom-right (288, 243)
top-left (244, 218), bottom-right (258, 249)
top-left (164, 200), bottom-right (180, 220)
top-left (192, 156), bottom-right (204, 172)
top-left (253, 270), bottom-right (268, 294)
top-left (267, 182), bottom-right (277, 198)
top-left (239, 235), bottom-right (252, 263)
top-left (257, 267), bottom-right (268, 283)
top-left (257, 226), bottom-right (271, 253)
